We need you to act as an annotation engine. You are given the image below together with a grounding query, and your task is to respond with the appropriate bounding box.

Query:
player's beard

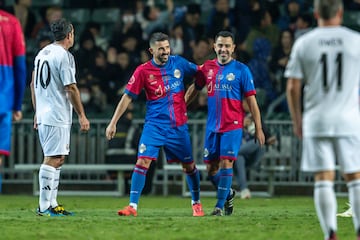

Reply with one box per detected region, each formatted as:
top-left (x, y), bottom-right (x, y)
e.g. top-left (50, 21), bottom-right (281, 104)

top-left (157, 53), bottom-right (169, 64)
top-left (217, 50), bottom-right (230, 64)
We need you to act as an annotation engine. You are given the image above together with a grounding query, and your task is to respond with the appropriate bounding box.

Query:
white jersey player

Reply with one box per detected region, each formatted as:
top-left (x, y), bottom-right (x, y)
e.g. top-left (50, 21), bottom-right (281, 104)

top-left (30, 18), bottom-right (90, 217)
top-left (285, 0), bottom-right (360, 239)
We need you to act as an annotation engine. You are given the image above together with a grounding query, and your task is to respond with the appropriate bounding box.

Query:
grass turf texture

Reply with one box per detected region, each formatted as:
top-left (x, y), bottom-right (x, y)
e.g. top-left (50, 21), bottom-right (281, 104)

top-left (0, 195), bottom-right (354, 240)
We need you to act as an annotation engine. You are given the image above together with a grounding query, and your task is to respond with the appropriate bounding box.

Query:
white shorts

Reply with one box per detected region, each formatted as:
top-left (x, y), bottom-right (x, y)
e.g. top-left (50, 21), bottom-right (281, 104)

top-left (38, 124), bottom-right (71, 157)
top-left (301, 136), bottom-right (360, 173)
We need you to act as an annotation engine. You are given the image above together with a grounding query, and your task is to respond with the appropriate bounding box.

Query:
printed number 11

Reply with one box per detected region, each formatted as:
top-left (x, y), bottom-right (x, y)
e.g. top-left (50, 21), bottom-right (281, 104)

top-left (320, 53), bottom-right (342, 92)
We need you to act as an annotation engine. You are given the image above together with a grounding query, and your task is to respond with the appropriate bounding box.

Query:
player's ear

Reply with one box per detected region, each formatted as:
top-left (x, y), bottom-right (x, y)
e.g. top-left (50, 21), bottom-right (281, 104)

top-left (148, 47), bottom-right (154, 55)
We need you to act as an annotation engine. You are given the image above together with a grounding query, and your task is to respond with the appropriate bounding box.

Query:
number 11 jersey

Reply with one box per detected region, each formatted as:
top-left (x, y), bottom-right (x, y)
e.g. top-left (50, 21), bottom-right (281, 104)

top-left (284, 26), bottom-right (360, 137)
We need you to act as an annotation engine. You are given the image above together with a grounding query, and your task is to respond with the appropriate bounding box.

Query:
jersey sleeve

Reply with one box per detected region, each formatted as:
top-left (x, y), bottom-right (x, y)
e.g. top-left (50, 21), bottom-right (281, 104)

top-left (12, 16), bottom-right (26, 111)
top-left (60, 52), bottom-right (77, 86)
top-left (194, 64), bottom-right (206, 90)
top-left (176, 55), bottom-right (198, 77)
top-left (241, 65), bottom-right (256, 97)
top-left (124, 66), bottom-right (144, 99)
top-left (284, 40), bottom-right (304, 80)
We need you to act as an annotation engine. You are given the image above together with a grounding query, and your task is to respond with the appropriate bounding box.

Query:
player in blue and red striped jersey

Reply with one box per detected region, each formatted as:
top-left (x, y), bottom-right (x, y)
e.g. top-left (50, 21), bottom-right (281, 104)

top-left (186, 31), bottom-right (265, 216)
top-left (0, 10), bottom-right (26, 167)
top-left (106, 32), bottom-right (204, 217)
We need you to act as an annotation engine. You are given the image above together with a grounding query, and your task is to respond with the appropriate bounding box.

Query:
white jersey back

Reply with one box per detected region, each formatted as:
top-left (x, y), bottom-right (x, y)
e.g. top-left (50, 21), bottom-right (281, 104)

top-left (33, 43), bottom-right (76, 127)
top-left (285, 26), bottom-right (360, 137)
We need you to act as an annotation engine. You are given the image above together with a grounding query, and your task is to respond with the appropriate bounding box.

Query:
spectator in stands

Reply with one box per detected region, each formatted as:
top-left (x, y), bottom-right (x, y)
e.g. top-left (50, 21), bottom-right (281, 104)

top-left (234, 0), bottom-right (262, 43)
top-left (270, 29), bottom-right (294, 93)
top-left (4, 0), bottom-right (36, 39)
top-left (277, 0), bottom-right (303, 31)
top-left (294, 12), bottom-right (313, 39)
top-left (73, 29), bottom-right (101, 75)
top-left (247, 38), bottom-right (278, 110)
top-left (33, 6), bottom-right (63, 42)
top-left (109, 7), bottom-right (143, 51)
top-left (140, 0), bottom-right (174, 40)
top-left (106, 32), bottom-right (205, 217)
top-left (185, 31), bottom-right (265, 216)
top-left (169, 23), bottom-right (184, 55)
top-left (179, 3), bottom-right (205, 59)
top-left (189, 38), bottom-right (212, 65)
top-left (206, 0), bottom-right (236, 39)
top-left (84, 21), bottom-right (108, 51)
top-left (233, 102), bottom-right (276, 199)
top-left (245, 9), bottom-right (280, 58)
top-left (0, 10), bottom-right (26, 168)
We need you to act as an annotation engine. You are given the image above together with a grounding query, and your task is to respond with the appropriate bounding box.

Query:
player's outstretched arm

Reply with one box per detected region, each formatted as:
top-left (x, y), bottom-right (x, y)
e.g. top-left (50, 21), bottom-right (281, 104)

top-left (64, 83), bottom-right (90, 132)
top-left (184, 83), bottom-right (199, 107)
top-left (106, 93), bottom-right (133, 140)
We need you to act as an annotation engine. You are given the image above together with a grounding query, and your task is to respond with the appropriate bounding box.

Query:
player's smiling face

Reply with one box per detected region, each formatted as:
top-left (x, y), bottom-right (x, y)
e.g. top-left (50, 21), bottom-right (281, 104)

top-left (150, 40), bottom-right (170, 65)
top-left (214, 36), bottom-right (235, 64)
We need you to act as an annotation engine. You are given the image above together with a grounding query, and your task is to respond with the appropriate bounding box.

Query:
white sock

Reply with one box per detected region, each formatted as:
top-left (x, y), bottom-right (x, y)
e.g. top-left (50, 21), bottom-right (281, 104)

top-left (39, 164), bottom-right (56, 212)
top-left (347, 179), bottom-right (360, 233)
top-left (129, 203), bottom-right (138, 210)
top-left (314, 181), bottom-right (337, 239)
top-left (50, 167), bottom-right (61, 208)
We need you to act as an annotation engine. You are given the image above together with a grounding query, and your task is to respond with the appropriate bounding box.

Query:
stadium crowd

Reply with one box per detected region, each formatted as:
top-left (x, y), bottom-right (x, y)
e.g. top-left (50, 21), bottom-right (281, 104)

top-left (6, 0), bottom-right (359, 119)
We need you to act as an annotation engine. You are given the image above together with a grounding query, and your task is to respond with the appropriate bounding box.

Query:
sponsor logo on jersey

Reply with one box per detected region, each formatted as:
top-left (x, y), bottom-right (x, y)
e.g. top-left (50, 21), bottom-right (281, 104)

top-left (174, 69), bottom-right (181, 78)
top-left (139, 143), bottom-right (146, 154)
top-left (164, 80), bottom-right (181, 92)
top-left (226, 73), bottom-right (235, 81)
top-left (207, 69), bottom-right (214, 79)
top-left (155, 85), bottom-right (163, 97)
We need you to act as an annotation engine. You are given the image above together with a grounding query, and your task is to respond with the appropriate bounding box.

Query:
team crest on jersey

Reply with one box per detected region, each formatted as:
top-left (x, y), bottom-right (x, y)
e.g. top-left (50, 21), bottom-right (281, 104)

top-left (148, 74), bottom-right (155, 80)
top-left (139, 143), bottom-right (146, 154)
top-left (207, 69), bottom-right (214, 79)
top-left (204, 148), bottom-right (209, 158)
top-left (226, 73), bottom-right (235, 81)
top-left (128, 75), bottom-right (135, 85)
top-left (174, 69), bottom-right (181, 79)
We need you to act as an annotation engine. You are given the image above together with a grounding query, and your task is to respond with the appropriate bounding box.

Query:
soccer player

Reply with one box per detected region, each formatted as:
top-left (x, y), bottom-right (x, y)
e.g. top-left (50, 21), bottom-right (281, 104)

top-left (105, 32), bottom-right (204, 217)
top-left (285, 0), bottom-right (360, 239)
top-left (30, 18), bottom-right (90, 216)
top-left (185, 30), bottom-right (265, 216)
top-left (0, 10), bottom-right (26, 168)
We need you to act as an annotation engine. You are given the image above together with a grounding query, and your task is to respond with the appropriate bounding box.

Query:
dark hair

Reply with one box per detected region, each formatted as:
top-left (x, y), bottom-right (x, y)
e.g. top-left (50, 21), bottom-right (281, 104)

top-left (314, 0), bottom-right (343, 20)
top-left (149, 32), bottom-right (169, 46)
top-left (50, 18), bottom-right (73, 41)
top-left (215, 31), bottom-right (235, 42)
top-left (143, 5), bottom-right (151, 21)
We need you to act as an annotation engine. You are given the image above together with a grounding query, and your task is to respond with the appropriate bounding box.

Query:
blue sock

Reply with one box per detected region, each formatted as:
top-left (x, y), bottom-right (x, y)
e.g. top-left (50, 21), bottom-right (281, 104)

top-left (185, 167), bottom-right (200, 203)
top-left (129, 165), bottom-right (148, 205)
top-left (215, 168), bottom-right (233, 209)
top-left (209, 171), bottom-right (221, 188)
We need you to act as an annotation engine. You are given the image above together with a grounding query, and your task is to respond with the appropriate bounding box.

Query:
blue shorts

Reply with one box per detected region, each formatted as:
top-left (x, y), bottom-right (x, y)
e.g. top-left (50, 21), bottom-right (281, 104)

top-left (203, 128), bottom-right (243, 163)
top-left (137, 123), bottom-right (193, 164)
top-left (0, 112), bottom-right (12, 156)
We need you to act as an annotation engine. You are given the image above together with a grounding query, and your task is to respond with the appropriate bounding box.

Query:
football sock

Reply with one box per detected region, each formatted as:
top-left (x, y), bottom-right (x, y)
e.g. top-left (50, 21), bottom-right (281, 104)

top-left (215, 168), bottom-right (233, 209)
top-left (129, 165), bottom-right (148, 207)
top-left (209, 171), bottom-right (221, 188)
top-left (347, 179), bottom-right (360, 233)
top-left (39, 164), bottom-right (56, 212)
top-left (314, 181), bottom-right (337, 239)
top-left (50, 167), bottom-right (61, 208)
top-left (185, 167), bottom-right (200, 203)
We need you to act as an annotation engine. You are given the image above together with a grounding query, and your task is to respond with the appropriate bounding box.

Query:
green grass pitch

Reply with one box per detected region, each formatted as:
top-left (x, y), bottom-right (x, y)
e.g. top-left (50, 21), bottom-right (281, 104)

top-left (0, 195), bottom-right (354, 240)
